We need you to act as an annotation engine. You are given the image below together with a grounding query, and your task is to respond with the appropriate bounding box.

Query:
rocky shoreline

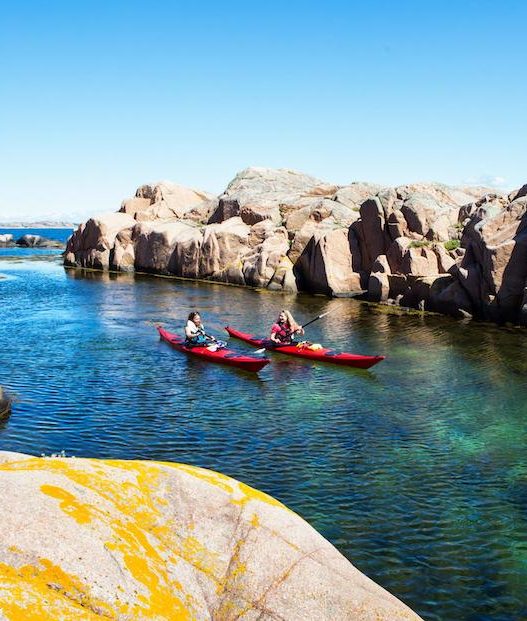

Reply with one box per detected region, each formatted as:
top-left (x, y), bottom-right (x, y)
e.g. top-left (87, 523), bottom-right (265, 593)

top-left (0, 233), bottom-right (64, 248)
top-left (64, 167), bottom-right (527, 326)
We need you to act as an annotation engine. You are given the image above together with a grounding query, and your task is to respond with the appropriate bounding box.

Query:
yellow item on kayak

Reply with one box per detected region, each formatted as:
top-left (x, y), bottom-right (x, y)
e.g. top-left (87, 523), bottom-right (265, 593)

top-left (296, 341), bottom-right (322, 351)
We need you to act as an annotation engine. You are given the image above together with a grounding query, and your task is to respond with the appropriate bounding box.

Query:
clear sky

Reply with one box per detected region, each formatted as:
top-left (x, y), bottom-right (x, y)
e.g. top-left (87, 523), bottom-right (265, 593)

top-left (1, 0), bottom-right (525, 220)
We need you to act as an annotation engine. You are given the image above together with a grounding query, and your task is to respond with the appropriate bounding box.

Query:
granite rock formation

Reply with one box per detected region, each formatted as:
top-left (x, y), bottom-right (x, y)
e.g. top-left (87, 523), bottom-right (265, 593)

top-left (0, 452), bottom-right (422, 620)
top-left (64, 167), bottom-right (527, 325)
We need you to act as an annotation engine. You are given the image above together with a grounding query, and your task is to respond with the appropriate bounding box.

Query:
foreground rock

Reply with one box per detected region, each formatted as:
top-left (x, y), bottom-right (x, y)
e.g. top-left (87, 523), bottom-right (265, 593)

top-left (0, 452), bottom-right (422, 620)
top-left (64, 167), bottom-right (527, 325)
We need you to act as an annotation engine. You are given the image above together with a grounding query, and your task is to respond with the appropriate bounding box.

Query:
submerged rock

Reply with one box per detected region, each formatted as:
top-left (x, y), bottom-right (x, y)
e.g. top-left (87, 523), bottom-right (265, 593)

top-left (0, 452), bottom-right (422, 620)
top-left (0, 388), bottom-right (10, 421)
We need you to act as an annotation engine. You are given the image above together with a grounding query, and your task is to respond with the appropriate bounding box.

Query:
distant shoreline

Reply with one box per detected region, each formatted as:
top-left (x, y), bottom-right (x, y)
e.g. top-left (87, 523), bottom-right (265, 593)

top-left (0, 224), bottom-right (76, 229)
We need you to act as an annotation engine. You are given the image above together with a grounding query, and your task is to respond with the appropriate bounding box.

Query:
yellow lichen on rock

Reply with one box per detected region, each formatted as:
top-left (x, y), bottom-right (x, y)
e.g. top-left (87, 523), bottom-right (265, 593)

top-left (172, 462), bottom-right (290, 512)
top-left (0, 452), bottom-right (423, 620)
top-left (0, 558), bottom-right (114, 620)
top-left (0, 457), bottom-right (193, 619)
top-left (40, 485), bottom-right (93, 525)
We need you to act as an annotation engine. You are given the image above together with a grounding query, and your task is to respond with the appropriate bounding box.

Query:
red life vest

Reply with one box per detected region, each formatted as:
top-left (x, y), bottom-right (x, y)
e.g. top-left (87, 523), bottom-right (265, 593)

top-left (272, 321), bottom-right (293, 343)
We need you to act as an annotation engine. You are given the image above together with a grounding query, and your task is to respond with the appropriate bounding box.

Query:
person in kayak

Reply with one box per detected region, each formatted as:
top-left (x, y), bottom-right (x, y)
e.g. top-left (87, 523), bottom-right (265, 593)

top-left (269, 310), bottom-right (304, 345)
top-left (185, 311), bottom-right (212, 347)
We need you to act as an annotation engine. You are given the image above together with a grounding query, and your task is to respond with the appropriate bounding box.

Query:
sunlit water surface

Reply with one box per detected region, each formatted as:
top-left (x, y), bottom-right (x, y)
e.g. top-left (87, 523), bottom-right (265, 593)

top-left (0, 236), bottom-right (526, 621)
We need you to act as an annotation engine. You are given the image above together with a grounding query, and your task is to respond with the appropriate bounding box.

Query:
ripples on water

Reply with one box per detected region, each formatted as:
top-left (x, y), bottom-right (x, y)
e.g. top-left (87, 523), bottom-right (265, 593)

top-left (0, 249), bottom-right (526, 621)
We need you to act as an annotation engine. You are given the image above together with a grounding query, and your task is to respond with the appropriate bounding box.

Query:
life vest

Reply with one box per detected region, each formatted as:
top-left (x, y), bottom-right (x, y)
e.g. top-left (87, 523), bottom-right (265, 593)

top-left (273, 321), bottom-right (293, 343)
top-left (185, 321), bottom-right (208, 346)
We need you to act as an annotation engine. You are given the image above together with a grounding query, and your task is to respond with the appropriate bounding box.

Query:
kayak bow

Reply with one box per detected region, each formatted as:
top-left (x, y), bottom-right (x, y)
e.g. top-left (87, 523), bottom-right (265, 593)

top-left (225, 326), bottom-right (385, 369)
top-left (157, 326), bottom-right (270, 373)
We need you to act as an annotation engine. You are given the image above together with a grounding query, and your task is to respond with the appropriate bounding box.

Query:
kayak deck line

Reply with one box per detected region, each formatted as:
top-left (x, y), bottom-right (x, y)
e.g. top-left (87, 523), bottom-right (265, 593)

top-left (157, 326), bottom-right (270, 373)
top-left (225, 326), bottom-right (385, 369)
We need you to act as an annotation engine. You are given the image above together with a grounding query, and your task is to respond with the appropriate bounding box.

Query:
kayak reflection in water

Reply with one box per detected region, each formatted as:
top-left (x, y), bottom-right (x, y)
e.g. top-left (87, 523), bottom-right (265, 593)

top-left (184, 311), bottom-right (227, 350)
top-left (269, 310), bottom-right (304, 345)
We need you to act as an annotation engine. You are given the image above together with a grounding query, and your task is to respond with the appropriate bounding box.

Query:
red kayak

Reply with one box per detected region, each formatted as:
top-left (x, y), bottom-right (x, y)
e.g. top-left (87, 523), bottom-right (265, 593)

top-left (157, 326), bottom-right (270, 373)
top-left (225, 326), bottom-right (385, 369)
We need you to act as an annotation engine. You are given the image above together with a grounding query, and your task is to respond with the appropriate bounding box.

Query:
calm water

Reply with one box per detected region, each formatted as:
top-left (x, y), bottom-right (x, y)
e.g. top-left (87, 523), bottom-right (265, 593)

top-left (0, 237), bottom-right (526, 621)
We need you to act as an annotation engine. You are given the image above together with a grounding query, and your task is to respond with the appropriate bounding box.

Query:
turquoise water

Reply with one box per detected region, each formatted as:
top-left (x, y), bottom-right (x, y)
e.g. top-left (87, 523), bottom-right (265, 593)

top-left (0, 242), bottom-right (526, 620)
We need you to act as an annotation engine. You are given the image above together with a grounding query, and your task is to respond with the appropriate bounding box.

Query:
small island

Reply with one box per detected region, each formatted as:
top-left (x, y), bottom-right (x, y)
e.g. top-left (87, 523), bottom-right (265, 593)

top-left (0, 233), bottom-right (65, 248)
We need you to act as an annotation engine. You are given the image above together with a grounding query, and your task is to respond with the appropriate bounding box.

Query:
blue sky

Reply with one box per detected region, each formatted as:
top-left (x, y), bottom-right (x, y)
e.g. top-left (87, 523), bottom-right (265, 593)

top-left (1, 0), bottom-right (525, 220)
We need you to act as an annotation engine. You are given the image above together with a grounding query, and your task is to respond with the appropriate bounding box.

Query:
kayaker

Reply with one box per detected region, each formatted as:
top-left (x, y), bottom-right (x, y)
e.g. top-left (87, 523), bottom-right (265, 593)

top-left (185, 311), bottom-right (211, 347)
top-left (269, 310), bottom-right (304, 345)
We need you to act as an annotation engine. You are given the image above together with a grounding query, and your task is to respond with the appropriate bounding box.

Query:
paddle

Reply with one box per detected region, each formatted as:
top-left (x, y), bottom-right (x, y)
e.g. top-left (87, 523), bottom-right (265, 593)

top-left (205, 334), bottom-right (227, 349)
top-left (299, 311), bottom-right (329, 330)
top-left (254, 312), bottom-right (330, 354)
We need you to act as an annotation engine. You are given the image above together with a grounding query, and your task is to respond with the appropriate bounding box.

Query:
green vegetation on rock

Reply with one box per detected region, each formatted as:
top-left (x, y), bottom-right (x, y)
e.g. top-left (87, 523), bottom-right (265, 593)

top-left (444, 239), bottom-right (461, 251)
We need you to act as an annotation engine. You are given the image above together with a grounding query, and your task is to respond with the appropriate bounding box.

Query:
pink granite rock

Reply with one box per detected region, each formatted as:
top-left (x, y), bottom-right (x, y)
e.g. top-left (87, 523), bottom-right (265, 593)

top-left (0, 452), bottom-right (423, 621)
top-left (64, 213), bottom-right (136, 269)
top-left (294, 228), bottom-right (362, 296)
top-left (64, 168), bottom-right (527, 324)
